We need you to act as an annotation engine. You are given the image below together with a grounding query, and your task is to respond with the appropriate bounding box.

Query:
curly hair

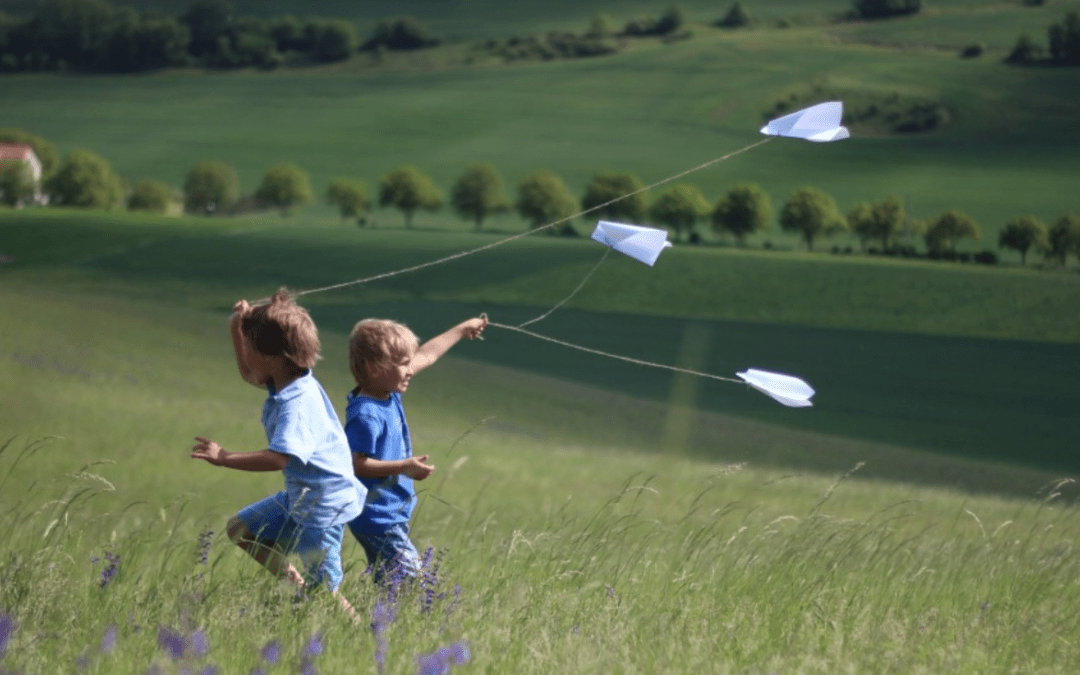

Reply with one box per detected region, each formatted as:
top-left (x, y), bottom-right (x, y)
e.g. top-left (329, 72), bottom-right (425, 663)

top-left (348, 319), bottom-right (419, 386)
top-left (242, 288), bottom-right (321, 369)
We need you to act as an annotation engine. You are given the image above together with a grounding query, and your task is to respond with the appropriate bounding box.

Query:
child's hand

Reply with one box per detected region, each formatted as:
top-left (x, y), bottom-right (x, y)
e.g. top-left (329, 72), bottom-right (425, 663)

top-left (404, 455), bottom-right (435, 480)
top-left (191, 436), bottom-right (229, 466)
top-left (230, 299), bottom-right (252, 325)
top-left (462, 315), bottom-right (488, 341)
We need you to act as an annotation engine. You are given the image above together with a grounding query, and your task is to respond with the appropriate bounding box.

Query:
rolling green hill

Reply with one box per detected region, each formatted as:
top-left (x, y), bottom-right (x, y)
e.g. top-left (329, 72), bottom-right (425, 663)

top-left (1, 1), bottom-right (1079, 258)
top-left (4, 210), bottom-right (1079, 481)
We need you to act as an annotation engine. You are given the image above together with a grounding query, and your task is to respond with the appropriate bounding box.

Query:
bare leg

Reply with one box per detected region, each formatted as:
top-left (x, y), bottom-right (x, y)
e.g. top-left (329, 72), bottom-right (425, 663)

top-left (227, 515), bottom-right (305, 585)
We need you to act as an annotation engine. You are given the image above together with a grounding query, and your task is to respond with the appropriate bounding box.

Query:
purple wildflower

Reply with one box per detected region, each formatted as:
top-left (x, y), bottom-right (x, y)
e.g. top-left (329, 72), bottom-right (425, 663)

top-left (0, 613), bottom-right (14, 658)
top-left (260, 640), bottom-right (281, 665)
top-left (249, 669), bottom-right (266, 675)
top-left (415, 640), bottom-right (470, 675)
top-left (419, 548), bottom-right (443, 613)
top-left (372, 600), bottom-right (397, 674)
top-left (76, 652), bottom-right (91, 671)
top-left (157, 626), bottom-right (185, 661)
top-left (100, 624), bottom-right (118, 654)
top-left (304, 633), bottom-right (324, 658)
top-left (97, 551), bottom-right (120, 589)
top-left (197, 666), bottom-right (218, 675)
top-left (188, 630), bottom-right (210, 658)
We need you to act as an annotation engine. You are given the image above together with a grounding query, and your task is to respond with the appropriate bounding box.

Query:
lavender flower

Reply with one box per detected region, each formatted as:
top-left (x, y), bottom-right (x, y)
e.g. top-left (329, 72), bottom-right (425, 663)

top-left (298, 632), bottom-right (323, 675)
top-left (188, 630), bottom-right (210, 658)
top-left (157, 626), bottom-right (185, 661)
top-left (97, 551), bottom-right (120, 589)
top-left (372, 600), bottom-right (397, 674)
top-left (100, 624), bottom-right (118, 655)
top-left (415, 640), bottom-right (471, 675)
top-left (0, 613), bottom-right (14, 658)
top-left (197, 529), bottom-right (214, 567)
top-left (260, 640), bottom-right (281, 665)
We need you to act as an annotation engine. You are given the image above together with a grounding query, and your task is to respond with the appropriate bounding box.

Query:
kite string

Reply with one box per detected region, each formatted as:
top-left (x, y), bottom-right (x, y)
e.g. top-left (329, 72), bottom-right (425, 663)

top-left (485, 317), bottom-right (743, 385)
top-left (291, 137), bottom-right (772, 299)
top-left (518, 247), bottom-right (610, 328)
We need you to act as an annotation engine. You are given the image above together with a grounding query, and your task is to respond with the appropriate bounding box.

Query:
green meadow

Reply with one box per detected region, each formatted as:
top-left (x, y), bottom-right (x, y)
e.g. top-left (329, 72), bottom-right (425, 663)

top-left (2, 1), bottom-right (1080, 672)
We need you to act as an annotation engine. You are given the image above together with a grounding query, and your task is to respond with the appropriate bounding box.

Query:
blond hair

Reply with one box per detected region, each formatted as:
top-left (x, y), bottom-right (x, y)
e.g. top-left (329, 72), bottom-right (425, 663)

top-left (242, 288), bottom-right (321, 369)
top-left (349, 319), bottom-right (418, 386)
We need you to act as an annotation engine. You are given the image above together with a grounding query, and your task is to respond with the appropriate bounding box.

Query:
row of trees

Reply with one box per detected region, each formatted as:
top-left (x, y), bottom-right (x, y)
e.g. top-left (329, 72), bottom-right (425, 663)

top-left (5, 133), bottom-right (1077, 267)
top-left (1007, 12), bottom-right (1080, 66)
top-left (0, 0), bottom-right (440, 73)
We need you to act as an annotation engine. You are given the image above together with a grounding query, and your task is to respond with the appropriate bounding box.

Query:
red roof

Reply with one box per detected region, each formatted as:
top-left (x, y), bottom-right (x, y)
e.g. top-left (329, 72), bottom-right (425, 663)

top-left (0, 143), bottom-right (35, 162)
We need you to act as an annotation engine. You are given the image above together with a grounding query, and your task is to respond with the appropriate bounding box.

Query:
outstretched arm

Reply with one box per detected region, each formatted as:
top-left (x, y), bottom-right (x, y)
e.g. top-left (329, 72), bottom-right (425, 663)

top-left (353, 453), bottom-right (435, 480)
top-left (191, 437), bottom-right (288, 471)
top-left (410, 316), bottom-right (487, 376)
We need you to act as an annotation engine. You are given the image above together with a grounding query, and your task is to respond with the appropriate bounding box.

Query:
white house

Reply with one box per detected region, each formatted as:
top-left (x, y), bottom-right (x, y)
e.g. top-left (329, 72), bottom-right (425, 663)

top-left (0, 143), bottom-right (47, 206)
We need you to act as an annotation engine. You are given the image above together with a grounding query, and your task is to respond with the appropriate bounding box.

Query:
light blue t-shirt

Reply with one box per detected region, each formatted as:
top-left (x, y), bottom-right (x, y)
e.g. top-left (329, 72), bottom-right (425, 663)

top-left (344, 391), bottom-right (415, 535)
top-left (262, 371), bottom-right (366, 528)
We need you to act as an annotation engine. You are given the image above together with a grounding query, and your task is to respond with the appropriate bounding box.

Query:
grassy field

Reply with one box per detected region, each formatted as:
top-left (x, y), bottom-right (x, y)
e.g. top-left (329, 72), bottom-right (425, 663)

top-left (0, 286), bottom-right (1078, 673)
top-left (2, 2), bottom-right (1079, 256)
top-left (2, 3), bottom-right (1080, 671)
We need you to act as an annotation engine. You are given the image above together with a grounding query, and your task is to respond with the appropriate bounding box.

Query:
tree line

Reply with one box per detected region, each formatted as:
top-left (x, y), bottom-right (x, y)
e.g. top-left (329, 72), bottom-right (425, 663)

top-left (3, 126), bottom-right (1078, 267)
top-left (1006, 11), bottom-right (1080, 66)
top-left (0, 0), bottom-right (441, 73)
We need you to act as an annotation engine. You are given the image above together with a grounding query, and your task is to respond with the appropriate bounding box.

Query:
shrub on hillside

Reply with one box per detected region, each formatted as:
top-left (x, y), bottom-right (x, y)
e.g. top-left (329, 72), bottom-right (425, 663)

top-left (716, 3), bottom-right (752, 28)
top-left (362, 16), bottom-right (439, 51)
top-left (853, 0), bottom-right (922, 20)
top-left (127, 179), bottom-right (174, 214)
top-left (960, 43), bottom-right (984, 58)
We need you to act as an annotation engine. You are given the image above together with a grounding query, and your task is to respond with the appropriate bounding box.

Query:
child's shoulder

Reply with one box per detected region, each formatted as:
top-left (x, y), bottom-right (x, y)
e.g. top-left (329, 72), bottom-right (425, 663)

top-left (345, 390), bottom-right (399, 419)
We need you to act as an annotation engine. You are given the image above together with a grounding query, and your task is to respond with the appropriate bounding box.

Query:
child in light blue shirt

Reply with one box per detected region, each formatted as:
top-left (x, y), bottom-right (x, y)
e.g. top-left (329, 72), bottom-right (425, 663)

top-left (192, 290), bottom-right (365, 613)
top-left (345, 315), bottom-right (486, 581)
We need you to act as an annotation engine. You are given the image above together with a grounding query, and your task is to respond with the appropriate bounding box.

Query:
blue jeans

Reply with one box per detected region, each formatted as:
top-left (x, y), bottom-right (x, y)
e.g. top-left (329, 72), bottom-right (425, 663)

top-left (236, 491), bottom-right (345, 592)
top-left (349, 522), bottom-right (421, 584)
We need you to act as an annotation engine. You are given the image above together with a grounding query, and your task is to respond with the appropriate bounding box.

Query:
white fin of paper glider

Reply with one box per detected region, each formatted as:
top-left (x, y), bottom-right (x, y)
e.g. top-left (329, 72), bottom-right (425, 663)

top-left (760, 101), bottom-right (850, 143)
top-left (737, 368), bottom-right (815, 408)
top-left (591, 221), bottom-right (673, 267)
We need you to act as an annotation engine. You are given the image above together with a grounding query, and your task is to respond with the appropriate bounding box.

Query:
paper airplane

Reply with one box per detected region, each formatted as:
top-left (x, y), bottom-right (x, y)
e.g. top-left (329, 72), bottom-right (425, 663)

top-left (760, 101), bottom-right (850, 142)
top-left (737, 368), bottom-right (815, 407)
top-left (591, 221), bottom-right (673, 267)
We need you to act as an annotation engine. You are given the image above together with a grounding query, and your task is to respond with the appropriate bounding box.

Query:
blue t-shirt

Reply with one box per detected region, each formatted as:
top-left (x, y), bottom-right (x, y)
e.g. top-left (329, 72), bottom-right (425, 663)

top-left (262, 371), bottom-right (366, 528)
top-left (344, 391), bottom-right (415, 535)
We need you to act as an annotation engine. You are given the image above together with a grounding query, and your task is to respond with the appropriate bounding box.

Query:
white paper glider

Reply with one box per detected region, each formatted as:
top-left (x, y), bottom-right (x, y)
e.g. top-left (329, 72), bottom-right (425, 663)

top-left (591, 221), bottom-right (673, 267)
top-left (760, 101), bottom-right (850, 143)
top-left (737, 369), bottom-right (816, 407)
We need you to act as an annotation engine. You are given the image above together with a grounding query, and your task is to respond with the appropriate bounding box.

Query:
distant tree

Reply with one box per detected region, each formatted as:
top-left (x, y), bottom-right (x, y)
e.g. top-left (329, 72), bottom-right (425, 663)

top-left (451, 163), bottom-right (510, 230)
top-left (255, 163), bottom-right (312, 215)
top-left (653, 6), bottom-right (685, 35)
top-left (847, 195), bottom-right (905, 250)
top-left (0, 159), bottom-right (34, 207)
top-left (516, 170), bottom-right (577, 231)
top-left (269, 15), bottom-right (307, 52)
top-left (0, 128), bottom-right (58, 177)
top-left (183, 160), bottom-right (238, 215)
top-left (716, 2), bottom-right (752, 28)
top-left (1043, 212), bottom-right (1080, 266)
top-left (649, 184), bottom-right (709, 241)
top-left (310, 18), bottom-right (357, 62)
top-left (326, 178), bottom-right (371, 222)
top-left (1048, 12), bottom-right (1080, 65)
top-left (363, 16), bottom-right (438, 51)
top-left (1006, 33), bottom-right (1041, 64)
top-left (780, 187), bottom-right (845, 251)
top-left (712, 182), bottom-right (772, 244)
top-left (853, 0), bottom-right (921, 20)
top-left (998, 215), bottom-right (1048, 265)
top-left (379, 165), bottom-right (441, 228)
top-left (924, 209), bottom-right (980, 253)
top-left (127, 179), bottom-right (174, 214)
top-left (180, 0), bottom-right (233, 58)
top-left (46, 148), bottom-right (124, 209)
top-left (585, 13), bottom-right (614, 38)
top-left (581, 172), bottom-right (647, 223)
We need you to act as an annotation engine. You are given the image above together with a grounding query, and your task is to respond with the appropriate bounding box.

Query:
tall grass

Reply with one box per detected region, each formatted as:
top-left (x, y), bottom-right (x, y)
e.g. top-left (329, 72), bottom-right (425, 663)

top-left (2, 436), bottom-right (1077, 674)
